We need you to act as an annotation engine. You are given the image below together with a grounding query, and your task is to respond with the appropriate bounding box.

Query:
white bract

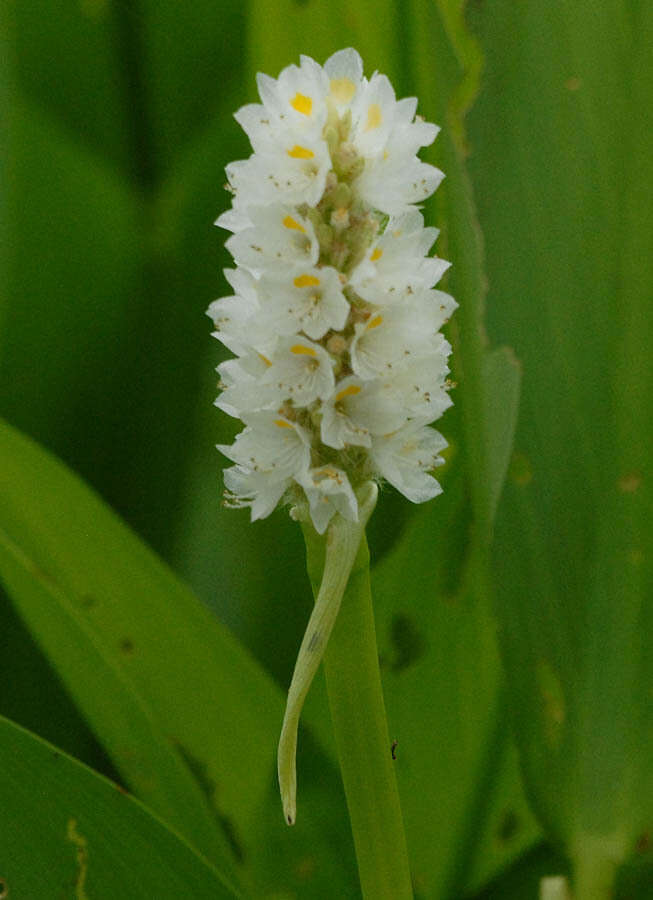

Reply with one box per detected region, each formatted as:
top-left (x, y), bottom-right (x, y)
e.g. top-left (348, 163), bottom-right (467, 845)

top-left (210, 48), bottom-right (456, 534)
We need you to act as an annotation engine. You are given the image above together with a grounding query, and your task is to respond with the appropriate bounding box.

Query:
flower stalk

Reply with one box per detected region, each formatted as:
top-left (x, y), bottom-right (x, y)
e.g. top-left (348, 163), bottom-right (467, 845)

top-left (302, 488), bottom-right (413, 898)
top-left (278, 482), bottom-right (378, 825)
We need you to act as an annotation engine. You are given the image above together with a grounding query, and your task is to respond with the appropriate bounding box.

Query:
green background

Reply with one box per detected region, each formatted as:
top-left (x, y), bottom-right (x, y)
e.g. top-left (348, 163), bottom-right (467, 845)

top-left (1, 0), bottom-right (651, 896)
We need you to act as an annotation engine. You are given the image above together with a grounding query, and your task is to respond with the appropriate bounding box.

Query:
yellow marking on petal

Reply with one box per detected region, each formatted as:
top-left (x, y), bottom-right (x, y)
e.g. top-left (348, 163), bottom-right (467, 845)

top-left (291, 344), bottom-right (317, 357)
top-left (365, 103), bottom-right (383, 131)
top-left (291, 92), bottom-right (313, 115)
top-left (287, 145), bottom-right (315, 159)
top-left (282, 215), bottom-right (306, 233)
top-left (274, 418), bottom-right (294, 429)
top-left (335, 384), bottom-right (362, 403)
top-left (367, 314), bottom-right (383, 329)
top-left (330, 77), bottom-right (356, 103)
top-left (316, 466), bottom-right (340, 479)
top-left (258, 353), bottom-right (272, 366)
top-left (370, 247), bottom-right (383, 262)
top-left (293, 273), bottom-right (320, 288)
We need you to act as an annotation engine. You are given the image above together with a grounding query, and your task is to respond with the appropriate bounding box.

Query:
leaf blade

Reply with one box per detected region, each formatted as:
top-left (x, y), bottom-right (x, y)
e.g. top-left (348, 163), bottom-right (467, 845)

top-left (0, 713), bottom-right (238, 899)
top-left (0, 417), bottom-right (284, 868)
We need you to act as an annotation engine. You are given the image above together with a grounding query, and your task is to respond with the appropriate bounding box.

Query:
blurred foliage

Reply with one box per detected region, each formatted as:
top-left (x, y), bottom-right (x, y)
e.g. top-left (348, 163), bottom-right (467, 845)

top-left (0, 714), bottom-right (238, 898)
top-left (1, 0), bottom-right (651, 897)
top-left (467, 1), bottom-right (652, 892)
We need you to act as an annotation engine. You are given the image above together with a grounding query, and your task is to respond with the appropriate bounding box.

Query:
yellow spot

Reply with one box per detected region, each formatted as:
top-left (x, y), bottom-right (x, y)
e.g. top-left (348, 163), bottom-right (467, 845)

top-left (67, 818), bottom-right (90, 900)
top-left (365, 103), bottom-right (383, 131)
top-left (282, 215), bottom-right (306, 233)
top-left (370, 247), bottom-right (383, 262)
top-left (287, 145), bottom-right (315, 159)
top-left (335, 384), bottom-right (362, 403)
top-left (258, 353), bottom-right (272, 367)
top-left (536, 660), bottom-right (565, 749)
top-left (367, 314), bottom-right (383, 329)
top-left (291, 344), bottom-right (317, 357)
top-left (315, 466), bottom-right (341, 481)
top-left (330, 77), bottom-right (356, 104)
top-left (294, 273), bottom-right (320, 288)
top-left (291, 92), bottom-right (313, 115)
top-left (274, 419), bottom-right (293, 429)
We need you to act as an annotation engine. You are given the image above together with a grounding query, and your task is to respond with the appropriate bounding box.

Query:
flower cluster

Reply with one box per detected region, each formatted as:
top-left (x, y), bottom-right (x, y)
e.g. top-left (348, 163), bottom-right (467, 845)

top-left (209, 49), bottom-right (456, 533)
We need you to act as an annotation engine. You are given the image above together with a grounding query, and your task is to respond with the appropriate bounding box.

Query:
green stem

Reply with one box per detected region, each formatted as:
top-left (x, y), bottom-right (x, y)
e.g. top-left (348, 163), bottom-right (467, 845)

top-left (303, 493), bottom-right (413, 899)
top-left (278, 483), bottom-right (378, 826)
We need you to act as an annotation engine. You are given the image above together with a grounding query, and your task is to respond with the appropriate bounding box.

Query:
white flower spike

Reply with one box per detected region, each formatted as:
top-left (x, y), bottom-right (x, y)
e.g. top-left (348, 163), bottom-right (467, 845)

top-left (209, 49), bottom-right (456, 825)
top-left (210, 48), bottom-right (455, 529)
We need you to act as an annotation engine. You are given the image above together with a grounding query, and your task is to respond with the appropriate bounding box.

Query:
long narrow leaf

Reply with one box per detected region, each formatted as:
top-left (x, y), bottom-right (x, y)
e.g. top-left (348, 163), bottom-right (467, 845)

top-left (0, 418), bottom-right (283, 870)
top-left (0, 713), bottom-right (238, 899)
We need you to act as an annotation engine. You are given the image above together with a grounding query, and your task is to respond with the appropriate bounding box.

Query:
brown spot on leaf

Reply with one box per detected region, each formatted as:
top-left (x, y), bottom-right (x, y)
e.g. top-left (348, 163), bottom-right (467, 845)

top-left (619, 471), bottom-right (642, 493)
top-left (510, 452), bottom-right (533, 486)
top-left (295, 855), bottom-right (316, 880)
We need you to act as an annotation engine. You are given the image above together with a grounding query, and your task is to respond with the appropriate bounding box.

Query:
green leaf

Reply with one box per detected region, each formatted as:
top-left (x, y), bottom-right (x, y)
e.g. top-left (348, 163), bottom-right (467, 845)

top-left (0, 713), bottom-right (237, 899)
top-left (480, 348), bottom-right (521, 529)
top-left (0, 417), bottom-right (284, 873)
top-left (246, 0), bottom-right (398, 79)
top-left (468, 0), bottom-right (653, 883)
top-left (370, 474), bottom-right (541, 898)
top-left (406, 0), bottom-right (521, 539)
top-left (7, 0), bottom-right (131, 173)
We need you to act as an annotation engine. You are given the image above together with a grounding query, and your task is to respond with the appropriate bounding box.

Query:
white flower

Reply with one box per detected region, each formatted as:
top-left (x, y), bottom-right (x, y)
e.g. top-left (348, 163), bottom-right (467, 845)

top-left (219, 412), bottom-right (312, 521)
top-left (349, 209), bottom-right (450, 304)
top-left (211, 48), bottom-right (455, 529)
top-left (218, 204), bottom-right (319, 275)
top-left (320, 375), bottom-right (408, 449)
top-left (349, 302), bottom-right (447, 378)
top-left (370, 420), bottom-right (448, 503)
top-left (254, 55), bottom-right (330, 134)
top-left (223, 466), bottom-right (289, 521)
top-left (226, 137), bottom-right (332, 210)
top-left (260, 336), bottom-right (336, 407)
top-left (207, 269), bottom-right (272, 357)
top-left (218, 411), bottom-right (311, 477)
top-left (295, 466), bottom-right (358, 534)
top-left (215, 353), bottom-right (277, 417)
top-left (257, 266), bottom-right (349, 340)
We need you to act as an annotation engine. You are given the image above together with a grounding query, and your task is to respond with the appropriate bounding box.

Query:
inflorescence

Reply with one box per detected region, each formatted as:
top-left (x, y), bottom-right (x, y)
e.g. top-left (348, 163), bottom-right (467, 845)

top-left (209, 48), bottom-right (456, 533)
